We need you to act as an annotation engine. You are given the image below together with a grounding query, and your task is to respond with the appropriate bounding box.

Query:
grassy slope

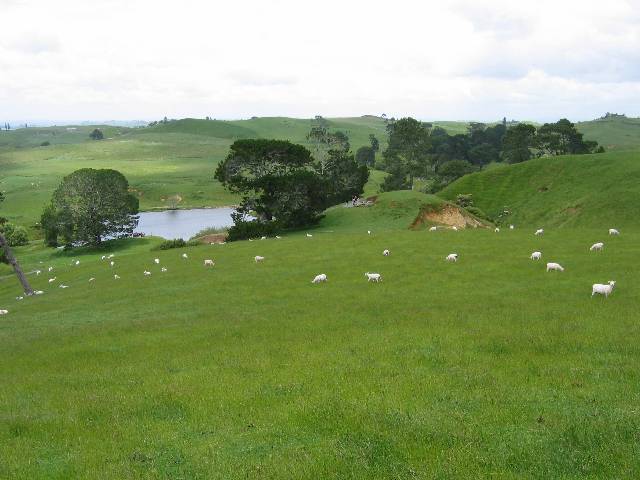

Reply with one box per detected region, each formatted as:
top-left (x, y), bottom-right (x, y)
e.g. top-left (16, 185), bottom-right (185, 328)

top-left (1, 196), bottom-right (639, 478)
top-left (577, 116), bottom-right (640, 151)
top-left (438, 150), bottom-right (640, 228)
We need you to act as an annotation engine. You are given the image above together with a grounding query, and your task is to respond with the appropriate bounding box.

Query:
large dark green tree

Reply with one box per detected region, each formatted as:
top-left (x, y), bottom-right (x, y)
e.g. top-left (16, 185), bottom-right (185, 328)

top-left (45, 168), bottom-right (139, 246)
top-left (215, 139), bottom-right (328, 227)
top-left (322, 149), bottom-right (369, 204)
top-left (381, 117), bottom-right (432, 190)
top-left (502, 123), bottom-right (537, 163)
top-left (0, 192), bottom-right (33, 295)
top-left (355, 146), bottom-right (375, 167)
top-left (537, 118), bottom-right (599, 155)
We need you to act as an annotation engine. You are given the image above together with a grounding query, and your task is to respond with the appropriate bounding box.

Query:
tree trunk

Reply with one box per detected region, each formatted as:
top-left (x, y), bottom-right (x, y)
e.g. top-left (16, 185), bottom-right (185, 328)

top-left (0, 232), bottom-right (34, 295)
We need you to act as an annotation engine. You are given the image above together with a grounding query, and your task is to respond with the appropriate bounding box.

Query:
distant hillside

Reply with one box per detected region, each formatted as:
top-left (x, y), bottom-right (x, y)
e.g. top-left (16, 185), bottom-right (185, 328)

top-left (438, 150), bottom-right (640, 228)
top-left (0, 125), bottom-right (128, 149)
top-left (577, 116), bottom-right (640, 151)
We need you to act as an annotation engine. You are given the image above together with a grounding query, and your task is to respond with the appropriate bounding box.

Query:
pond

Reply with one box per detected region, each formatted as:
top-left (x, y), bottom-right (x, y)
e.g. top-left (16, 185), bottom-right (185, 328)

top-left (134, 207), bottom-right (237, 240)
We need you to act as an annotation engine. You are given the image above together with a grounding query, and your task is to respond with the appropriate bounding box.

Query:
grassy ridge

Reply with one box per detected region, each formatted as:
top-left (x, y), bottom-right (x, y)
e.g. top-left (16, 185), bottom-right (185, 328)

top-left (1, 216), bottom-right (638, 477)
top-left (577, 116), bottom-right (640, 151)
top-left (438, 150), bottom-right (640, 228)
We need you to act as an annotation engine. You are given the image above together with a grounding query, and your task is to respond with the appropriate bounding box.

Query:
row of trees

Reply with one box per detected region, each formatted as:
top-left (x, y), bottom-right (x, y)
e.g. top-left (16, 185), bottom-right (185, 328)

top-left (380, 117), bottom-right (602, 192)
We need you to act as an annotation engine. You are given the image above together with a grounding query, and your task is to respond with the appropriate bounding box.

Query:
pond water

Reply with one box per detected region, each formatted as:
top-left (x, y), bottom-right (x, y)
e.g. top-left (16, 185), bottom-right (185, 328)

top-left (134, 207), bottom-right (237, 239)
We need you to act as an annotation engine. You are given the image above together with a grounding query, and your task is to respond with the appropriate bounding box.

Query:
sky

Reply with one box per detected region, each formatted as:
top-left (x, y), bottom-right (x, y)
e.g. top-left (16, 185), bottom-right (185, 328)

top-left (1, 0), bottom-right (639, 123)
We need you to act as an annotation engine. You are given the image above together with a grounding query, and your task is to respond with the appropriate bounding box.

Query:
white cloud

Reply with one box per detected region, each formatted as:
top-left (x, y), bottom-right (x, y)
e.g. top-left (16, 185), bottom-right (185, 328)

top-left (0, 0), bottom-right (638, 122)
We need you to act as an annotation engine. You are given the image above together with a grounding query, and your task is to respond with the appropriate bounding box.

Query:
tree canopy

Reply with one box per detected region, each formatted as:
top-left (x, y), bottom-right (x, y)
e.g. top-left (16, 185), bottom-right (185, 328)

top-left (89, 128), bottom-right (104, 140)
top-left (381, 117), bottom-right (432, 191)
top-left (44, 168), bottom-right (139, 246)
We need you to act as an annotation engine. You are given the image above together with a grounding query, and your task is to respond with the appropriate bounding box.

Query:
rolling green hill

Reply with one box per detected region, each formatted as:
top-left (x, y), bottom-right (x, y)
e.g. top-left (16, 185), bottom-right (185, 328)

top-left (577, 116), bottom-right (640, 151)
top-left (438, 150), bottom-right (640, 228)
top-left (1, 204), bottom-right (639, 478)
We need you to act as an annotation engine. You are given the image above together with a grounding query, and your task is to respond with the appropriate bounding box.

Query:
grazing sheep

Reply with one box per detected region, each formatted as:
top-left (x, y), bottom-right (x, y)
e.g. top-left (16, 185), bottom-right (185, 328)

top-left (154, 258), bottom-right (160, 264)
top-left (114, 274), bottom-right (120, 280)
top-left (59, 284), bottom-right (69, 289)
top-left (0, 310), bottom-right (8, 315)
top-left (108, 254), bottom-right (114, 259)
top-left (509, 225), bottom-right (515, 230)
top-left (590, 242), bottom-right (604, 252)
top-left (248, 239), bottom-right (254, 242)
top-left (452, 226), bottom-right (458, 231)
top-left (35, 270), bottom-right (41, 275)
top-left (530, 251), bottom-right (542, 260)
top-left (546, 262), bottom-right (564, 272)
top-left (609, 228), bottom-right (620, 235)
top-left (306, 233), bottom-right (313, 238)
top-left (254, 256), bottom-right (265, 263)
top-left (261, 236), bottom-right (266, 240)
top-left (382, 249), bottom-right (390, 256)
top-left (48, 266), bottom-right (53, 272)
top-left (161, 267), bottom-right (167, 272)
top-left (110, 261), bottom-right (115, 267)
top-left (89, 278), bottom-right (95, 282)
top-left (74, 260), bottom-right (80, 266)
top-left (34, 290), bottom-right (44, 295)
top-left (182, 253), bottom-right (188, 259)
top-left (143, 271), bottom-right (151, 276)
top-left (429, 226), bottom-right (437, 232)
top-left (48, 277), bottom-right (56, 283)
top-left (367, 230), bottom-right (371, 235)
top-left (311, 273), bottom-right (327, 283)
top-left (592, 280), bottom-right (616, 298)
top-left (365, 272), bottom-right (382, 282)
top-left (275, 236), bottom-right (282, 239)
top-left (16, 296), bottom-right (23, 301)
top-left (535, 229), bottom-right (544, 236)
top-left (101, 255), bottom-right (106, 260)
top-left (204, 259), bottom-right (215, 266)
top-left (446, 253), bottom-right (458, 262)
top-left (495, 227), bottom-right (500, 233)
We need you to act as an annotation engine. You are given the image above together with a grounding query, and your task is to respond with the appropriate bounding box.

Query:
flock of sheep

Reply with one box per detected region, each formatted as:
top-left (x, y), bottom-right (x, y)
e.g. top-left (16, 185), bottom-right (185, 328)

top-left (0, 225), bottom-right (623, 316)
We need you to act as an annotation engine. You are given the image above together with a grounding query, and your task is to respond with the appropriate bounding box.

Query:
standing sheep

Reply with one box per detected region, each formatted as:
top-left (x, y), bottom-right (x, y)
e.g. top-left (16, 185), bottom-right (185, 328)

top-left (609, 228), bottom-right (620, 235)
top-left (592, 280), bottom-right (616, 298)
top-left (535, 229), bottom-right (544, 236)
top-left (446, 253), bottom-right (458, 262)
top-left (365, 272), bottom-right (382, 282)
top-left (530, 251), bottom-right (542, 260)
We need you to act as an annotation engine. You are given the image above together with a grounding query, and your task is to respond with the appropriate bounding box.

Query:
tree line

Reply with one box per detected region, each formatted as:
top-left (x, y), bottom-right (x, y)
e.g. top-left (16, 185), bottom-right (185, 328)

top-left (378, 117), bottom-right (602, 192)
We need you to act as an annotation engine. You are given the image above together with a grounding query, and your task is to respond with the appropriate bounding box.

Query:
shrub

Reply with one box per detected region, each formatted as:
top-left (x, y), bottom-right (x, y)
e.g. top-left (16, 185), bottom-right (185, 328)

top-left (465, 206), bottom-right (492, 222)
top-left (40, 141), bottom-right (51, 147)
top-left (1, 223), bottom-right (29, 246)
top-left (226, 220), bottom-right (279, 242)
top-left (156, 238), bottom-right (187, 250)
top-left (455, 194), bottom-right (474, 208)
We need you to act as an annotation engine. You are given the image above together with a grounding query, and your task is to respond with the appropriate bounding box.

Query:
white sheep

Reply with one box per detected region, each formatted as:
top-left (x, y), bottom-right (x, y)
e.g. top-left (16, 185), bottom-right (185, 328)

top-left (204, 259), bottom-right (215, 266)
top-left (161, 267), bottom-right (167, 272)
top-left (382, 249), bottom-right (390, 256)
top-left (35, 270), bottom-right (41, 275)
top-left (48, 266), bottom-right (53, 272)
top-left (494, 227), bottom-right (500, 233)
top-left (74, 260), bottom-right (80, 266)
top-left (182, 253), bottom-right (188, 259)
top-left (609, 228), bottom-right (620, 235)
top-left (306, 233), bottom-right (313, 238)
top-left (261, 236), bottom-right (266, 240)
top-left (429, 226), bottom-right (437, 232)
top-left (592, 280), bottom-right (616, 298)
top-left (110, 261), bottom-right (115, 267)
top-left (114, 274), bottom-right (120, 280)
top-left (0, 310), bottom-right (8, 315)
top-left (589, 242), bottom-right (604, 252)
top-left (154, 258), bottom-right (160, 264)
top-left (101, 255), bottom-right (106, 260)
top-left (108, 254), bottom-right (114, 259)
top-left (367, 230), bottom-right (371, 235)
top-left (311, 273), bottom-right (327, 283)
top-left (34, 290), bottom-right (44, 295)
top-left (446, 253), bottom-right (458, 262)
top-left (452, 226), bottom-right (458, 231)
top-left (48, 277), bottom-right (57, 283)
top-left (546, 262), bottom-right (564, 272)
top-left (535, 229), bottom-right (544, 236)
top-left (143, 271), bottom-right (151, 276)
top-left (365, 272), bottom-right (382, 282)
top-left (530, 251), bottom-right (542, 260)
top-left (16, 296), bottom-right (23, 301)
top-left (89, 278), bottom-right (95, 282)
top-left (254, 256), bottom-right (265, 263)
top-left (275, 235), bottom-right (282, 239)
top-left (59, 284), bottom-right (69, 289)
top-left (509, 225), bottom-right (515, 230)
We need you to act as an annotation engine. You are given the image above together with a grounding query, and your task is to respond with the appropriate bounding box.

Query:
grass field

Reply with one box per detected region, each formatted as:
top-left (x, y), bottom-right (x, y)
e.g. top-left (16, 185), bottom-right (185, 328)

top-left (1, 192), bottom-right (639, 478)
top-left (439, 149), bottom-right (640, 228)
top-left (577, 116), bottom-right (640, 151)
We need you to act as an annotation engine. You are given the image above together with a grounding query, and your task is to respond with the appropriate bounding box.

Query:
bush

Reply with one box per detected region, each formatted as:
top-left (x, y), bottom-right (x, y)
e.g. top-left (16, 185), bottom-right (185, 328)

top-left (455, 194), bottom-right (474, 208)
top-left (1, 223), bottom-right (29, 246)
top-left (40, 141), bottom-right (51, 147)
top-left (227, 220), bottom-right (279, 242)
top-left (465, 206), bottom-right (492, 222)
top-left (156, 238), bottom-right (187, 250)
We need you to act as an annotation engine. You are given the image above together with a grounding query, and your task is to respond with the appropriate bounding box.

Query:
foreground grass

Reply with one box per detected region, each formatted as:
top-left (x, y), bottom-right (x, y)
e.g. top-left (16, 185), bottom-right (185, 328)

top-left (1, 224), bottom-right (638, 478)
